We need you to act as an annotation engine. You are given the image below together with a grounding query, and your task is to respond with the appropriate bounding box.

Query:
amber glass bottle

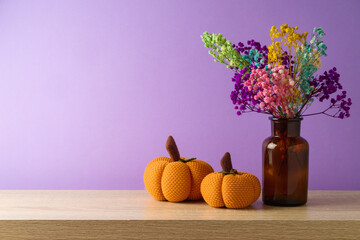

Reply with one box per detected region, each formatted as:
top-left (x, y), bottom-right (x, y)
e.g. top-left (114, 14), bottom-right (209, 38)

top-left (262, 118), bottom-right (309, 206)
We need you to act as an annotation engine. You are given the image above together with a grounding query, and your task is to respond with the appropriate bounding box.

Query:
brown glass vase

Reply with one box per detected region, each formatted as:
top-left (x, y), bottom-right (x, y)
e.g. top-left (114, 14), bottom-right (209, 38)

top-left (262, 118), bottom-right (309, 206)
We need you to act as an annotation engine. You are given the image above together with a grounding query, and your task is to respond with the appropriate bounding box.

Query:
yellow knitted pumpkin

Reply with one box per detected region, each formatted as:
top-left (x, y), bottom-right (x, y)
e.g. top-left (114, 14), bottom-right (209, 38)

top-left (144, 136), bottom-right (214, 202)
top-left (201, 152), bottom-right (261, 208)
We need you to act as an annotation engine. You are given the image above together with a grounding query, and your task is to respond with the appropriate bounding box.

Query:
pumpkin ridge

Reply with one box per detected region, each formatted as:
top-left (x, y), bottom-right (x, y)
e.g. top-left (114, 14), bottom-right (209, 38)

top-left (222, 174), bottom-right (254, 208)
top-left (144, 158), bottom-right (171, 201)
top-left (186, 160), bottom-right (214, 200)
top-left (161, 162), bottom-right (192, 202)
top-left (241, 173), bottom-right (261, 202)
top-left (200, 172), bottom-right (225, 207)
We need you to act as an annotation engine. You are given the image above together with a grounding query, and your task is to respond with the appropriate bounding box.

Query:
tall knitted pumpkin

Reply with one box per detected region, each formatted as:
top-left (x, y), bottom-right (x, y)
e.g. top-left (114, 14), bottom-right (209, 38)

top-left (201, 152), bottom-right (261, 208)
top-left (144, 136), bottom-right (214, 202)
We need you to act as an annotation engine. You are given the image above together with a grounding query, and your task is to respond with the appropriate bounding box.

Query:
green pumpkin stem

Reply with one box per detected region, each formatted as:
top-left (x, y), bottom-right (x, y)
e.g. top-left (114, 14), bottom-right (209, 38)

top-left (179, 157), bottom-right (197, 163)
top-left (166, 136), bottom-right (181, 162)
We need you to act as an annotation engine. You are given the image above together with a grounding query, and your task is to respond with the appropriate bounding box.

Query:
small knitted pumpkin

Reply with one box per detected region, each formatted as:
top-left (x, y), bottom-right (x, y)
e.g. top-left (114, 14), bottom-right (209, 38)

top-left (201, 152), bottom-right (261, 208)
top-left (144, 136), bottom-right (214, 202)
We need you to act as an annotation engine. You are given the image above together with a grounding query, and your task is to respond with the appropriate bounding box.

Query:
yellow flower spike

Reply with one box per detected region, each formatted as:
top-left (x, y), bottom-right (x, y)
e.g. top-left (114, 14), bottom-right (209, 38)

top-left (268, 24), bottom-right (309, 71)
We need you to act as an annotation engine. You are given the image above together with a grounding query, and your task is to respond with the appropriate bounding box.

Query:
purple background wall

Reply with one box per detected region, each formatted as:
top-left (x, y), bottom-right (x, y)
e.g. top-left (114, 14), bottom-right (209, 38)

top-left (0, 0), bottom-right (359, 190)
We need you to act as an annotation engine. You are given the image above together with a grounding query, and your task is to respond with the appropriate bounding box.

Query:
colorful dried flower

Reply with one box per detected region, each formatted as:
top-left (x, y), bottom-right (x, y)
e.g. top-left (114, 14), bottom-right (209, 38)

top-left (201, 24), bottom-right (351, 119)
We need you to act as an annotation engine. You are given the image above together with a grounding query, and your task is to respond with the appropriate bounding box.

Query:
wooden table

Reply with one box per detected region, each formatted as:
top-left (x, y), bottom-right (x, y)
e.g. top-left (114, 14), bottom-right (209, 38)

top-left (0, 190), bottom-right (359, 239)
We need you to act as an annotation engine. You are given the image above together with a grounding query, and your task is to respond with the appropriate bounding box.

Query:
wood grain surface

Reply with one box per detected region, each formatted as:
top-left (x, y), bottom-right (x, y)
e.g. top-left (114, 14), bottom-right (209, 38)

top-left (0, 190), bottom-right (359, 239)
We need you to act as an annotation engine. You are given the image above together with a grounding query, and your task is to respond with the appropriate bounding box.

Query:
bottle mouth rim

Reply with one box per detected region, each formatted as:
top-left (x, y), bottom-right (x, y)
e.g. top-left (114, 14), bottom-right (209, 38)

top-left (269, 117), bottom-right (303, 121)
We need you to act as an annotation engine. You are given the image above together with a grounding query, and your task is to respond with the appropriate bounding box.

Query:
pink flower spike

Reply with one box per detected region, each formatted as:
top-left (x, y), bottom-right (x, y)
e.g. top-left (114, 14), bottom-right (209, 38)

top-left (259, 102), bottom-right (265, 108)
top-left (264, 97), bottom-right (270, 103)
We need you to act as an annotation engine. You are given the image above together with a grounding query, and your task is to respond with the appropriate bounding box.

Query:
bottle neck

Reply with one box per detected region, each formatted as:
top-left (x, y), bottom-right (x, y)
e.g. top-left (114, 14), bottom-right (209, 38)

top-left (270, 118), bottom-right (302, 137)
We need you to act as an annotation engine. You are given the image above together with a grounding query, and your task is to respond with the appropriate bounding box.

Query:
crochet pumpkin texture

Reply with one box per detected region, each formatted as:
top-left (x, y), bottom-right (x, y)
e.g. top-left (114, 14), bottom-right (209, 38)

top-left (144, 136), bottom-right (214, 202)
top-left (201, 152), bottom-right (261, 208)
